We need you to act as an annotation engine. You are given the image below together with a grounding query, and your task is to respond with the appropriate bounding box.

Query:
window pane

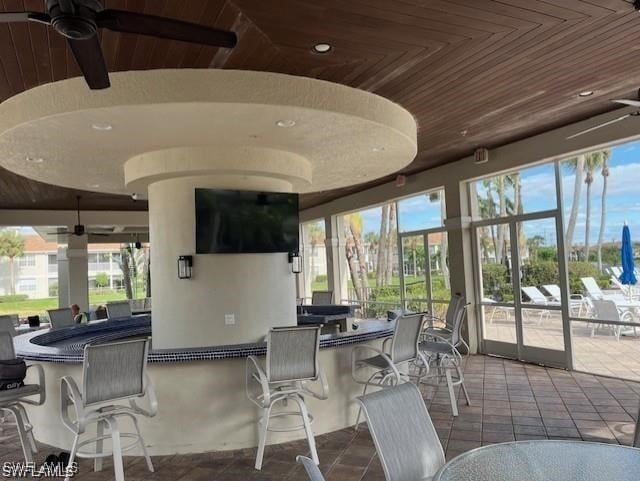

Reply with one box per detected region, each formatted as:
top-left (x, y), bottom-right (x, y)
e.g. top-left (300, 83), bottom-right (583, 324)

top-left (428, 231), bottom-right (450, 302)
top-left (301, 219), bottom-right (327, 302)
top-left (397, 189), bottom-right (444, 232)
top-left (472, 163), bottom-right (557, 220)
top-left (343, 203), bottom-right (400, 317)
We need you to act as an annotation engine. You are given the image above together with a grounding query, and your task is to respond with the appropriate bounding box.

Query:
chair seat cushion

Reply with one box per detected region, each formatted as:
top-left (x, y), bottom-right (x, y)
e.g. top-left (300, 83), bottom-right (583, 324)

top-left (359, 354), bottom-right (392, 370)
top-left (419, 341), bottom-right (453, 354)
top-left (0, 383), bottom-right (40, 403)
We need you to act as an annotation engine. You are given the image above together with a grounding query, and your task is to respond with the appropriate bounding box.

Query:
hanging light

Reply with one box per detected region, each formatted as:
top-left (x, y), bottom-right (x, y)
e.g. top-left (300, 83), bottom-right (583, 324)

top-left (178, 255), bottom-right (193, 279)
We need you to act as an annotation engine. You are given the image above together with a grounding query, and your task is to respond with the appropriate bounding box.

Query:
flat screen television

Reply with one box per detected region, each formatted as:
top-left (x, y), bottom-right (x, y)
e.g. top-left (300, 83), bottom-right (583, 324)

top-left (195, 189), bottom-right (299, 254)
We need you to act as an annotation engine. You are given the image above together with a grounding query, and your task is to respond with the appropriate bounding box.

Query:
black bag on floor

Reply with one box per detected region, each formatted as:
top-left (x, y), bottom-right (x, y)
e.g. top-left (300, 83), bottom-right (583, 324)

top-left (0, 358), bottom-right (27, 390)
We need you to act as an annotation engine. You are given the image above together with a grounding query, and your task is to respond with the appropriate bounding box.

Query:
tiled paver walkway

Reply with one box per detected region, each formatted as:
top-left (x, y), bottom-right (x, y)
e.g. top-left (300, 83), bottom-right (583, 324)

top-left (2, 355), bottom-right (639, 480)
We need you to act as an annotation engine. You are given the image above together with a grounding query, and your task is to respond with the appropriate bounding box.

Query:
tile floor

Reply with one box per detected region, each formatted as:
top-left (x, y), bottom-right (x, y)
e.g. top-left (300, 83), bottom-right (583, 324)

top-left (2, 355), bottom-right (639, 480)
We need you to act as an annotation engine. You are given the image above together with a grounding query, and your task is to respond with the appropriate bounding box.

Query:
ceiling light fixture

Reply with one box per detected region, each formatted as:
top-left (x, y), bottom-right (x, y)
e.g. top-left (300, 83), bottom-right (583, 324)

top-left (91, 123), bottom-right (113, 131)
top-left (578, 91), bottom-right (594, 97)
top-left (276, 119), bottom-right (296, 128)
top-left (313, 43), bottom-right (332, 54)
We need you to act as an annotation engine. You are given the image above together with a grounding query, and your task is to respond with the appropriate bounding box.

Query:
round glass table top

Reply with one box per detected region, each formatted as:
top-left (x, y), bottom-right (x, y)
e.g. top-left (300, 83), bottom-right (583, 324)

top-left (433, 440), bottom-right (640, 481)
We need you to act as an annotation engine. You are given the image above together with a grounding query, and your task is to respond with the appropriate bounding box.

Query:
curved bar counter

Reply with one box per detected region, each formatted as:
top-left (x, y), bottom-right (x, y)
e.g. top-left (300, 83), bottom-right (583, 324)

top-left (17, 316), bottom-right (393, 455)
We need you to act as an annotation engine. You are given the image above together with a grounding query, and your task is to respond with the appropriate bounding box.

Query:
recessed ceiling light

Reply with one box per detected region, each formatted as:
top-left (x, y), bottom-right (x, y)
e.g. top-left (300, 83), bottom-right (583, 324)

top-left (313, 43), bottom-right (332, 54)
top-left (25, 156), bottom-right (44, 163)
top-left (578, 91), bottom-right (594, 97)
top-left (91, 123), bottom-right (113, 131)
top-left (372, 146), bottom-right (385, 152)
top-left (276, 119), bottom-right (296, 128)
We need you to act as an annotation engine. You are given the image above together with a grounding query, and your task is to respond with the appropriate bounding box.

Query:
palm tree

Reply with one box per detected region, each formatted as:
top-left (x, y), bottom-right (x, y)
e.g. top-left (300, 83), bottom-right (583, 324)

top-left (0, 230), bottom-right (25, 295)
top-left (385, 203), bottom-right (397, 284)
top-left (596, 150), bottom-right (612, 271)
top-left (344, 214), bottom-right (368, 302)
top-left (376, 204), bottom-right (389, 286)
top-left (583, 152), bottom-right (604, 261)
top-left (564, 155), bottom-right (585, 250)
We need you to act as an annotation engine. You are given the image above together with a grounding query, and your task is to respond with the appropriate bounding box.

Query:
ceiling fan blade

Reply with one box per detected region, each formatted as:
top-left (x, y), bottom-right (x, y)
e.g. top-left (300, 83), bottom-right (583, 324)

top-left (566, 114), bottom-right (631, 140)
top-left (612, 99), bottom-right (640, 108)
top-left (96, 9), bottom-right (237, 48)
top-left (67, 36), bottom-right (110, 90)
top-left (0, 12), bottom-right (51, 25)
top-left (88, 233), bottom-right (110, 236)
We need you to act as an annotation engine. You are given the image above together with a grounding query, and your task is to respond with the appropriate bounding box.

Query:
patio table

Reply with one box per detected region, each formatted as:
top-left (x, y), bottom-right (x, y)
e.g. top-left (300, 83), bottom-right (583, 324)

top-left (433, 440), bottom-right (640, 481)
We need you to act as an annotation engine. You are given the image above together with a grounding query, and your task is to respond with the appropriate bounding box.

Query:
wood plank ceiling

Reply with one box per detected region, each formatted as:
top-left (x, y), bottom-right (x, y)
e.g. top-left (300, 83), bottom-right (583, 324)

top-left (0, 0), bottom-right (639, 210)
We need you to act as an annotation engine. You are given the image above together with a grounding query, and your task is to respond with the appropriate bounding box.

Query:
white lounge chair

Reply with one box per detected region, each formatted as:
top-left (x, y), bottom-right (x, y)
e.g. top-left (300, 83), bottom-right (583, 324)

top-left (520, 286), bottom-right (553, 325)
top-left (610, 276), bottom-right (640, 300)
top-left (542, 284), bottom-right (587, 317)
top-left (589, 299), bottom-right (635, 341)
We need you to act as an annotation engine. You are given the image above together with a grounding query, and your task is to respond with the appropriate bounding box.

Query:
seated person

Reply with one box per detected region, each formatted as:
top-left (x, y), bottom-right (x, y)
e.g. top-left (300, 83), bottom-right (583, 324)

top-left (94, 305), bottom-right (108, 320)
top-left (71, 304), bottom-right (88, 324)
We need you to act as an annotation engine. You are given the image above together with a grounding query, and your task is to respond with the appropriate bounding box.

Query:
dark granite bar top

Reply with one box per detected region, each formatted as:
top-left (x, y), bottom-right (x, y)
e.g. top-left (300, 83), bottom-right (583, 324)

top-left (13, 315), bottom-right (394, 364)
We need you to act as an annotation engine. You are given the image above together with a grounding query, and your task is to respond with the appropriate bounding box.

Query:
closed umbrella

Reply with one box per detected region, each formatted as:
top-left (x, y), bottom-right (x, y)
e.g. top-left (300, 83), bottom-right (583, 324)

top-left (619, 224), bottom-right (637, 286)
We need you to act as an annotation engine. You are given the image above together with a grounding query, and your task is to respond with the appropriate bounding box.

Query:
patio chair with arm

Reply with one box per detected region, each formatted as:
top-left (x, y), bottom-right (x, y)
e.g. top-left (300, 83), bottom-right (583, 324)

top-left (351, 313), bottom-right (428, 428)
top-left (106, 300), bottom-right (133, 319)
top-left (311, 291), bottom-right (333, 305)
top-left (0, 331), bottom-right (46, 464)
top-left (589, 299), bottom-right (634, 341)
top-left (47, 307), bottom-right (75, 329)
top-left (423, 294), bottom-right (470, 354)
top-left (418, 301), bottom-right (471, 416)
top-left (0, 314), bottom-right (18, 336)
top-left (296, 455), bottom-right (325, 481)
top-left (246, 326), bottom-right (328, 470)
top-left (356, 382), bottom-right (445, 481)
top-left (60, 338), bottom-right (157, 481)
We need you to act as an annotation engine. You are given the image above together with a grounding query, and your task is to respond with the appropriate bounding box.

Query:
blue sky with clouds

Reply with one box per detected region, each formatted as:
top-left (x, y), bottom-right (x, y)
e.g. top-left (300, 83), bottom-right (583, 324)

top-left (347, 138), bottom-right (640, 247)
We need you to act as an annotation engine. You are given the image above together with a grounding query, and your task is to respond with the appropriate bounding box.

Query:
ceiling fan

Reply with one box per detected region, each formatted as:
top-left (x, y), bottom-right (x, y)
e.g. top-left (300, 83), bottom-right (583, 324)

top-left (49, 196), bottom-right (111, 237)
top-left (0, 0), bottom-right (237, 90)
top-left (567, 94), bottom-right (640, 139)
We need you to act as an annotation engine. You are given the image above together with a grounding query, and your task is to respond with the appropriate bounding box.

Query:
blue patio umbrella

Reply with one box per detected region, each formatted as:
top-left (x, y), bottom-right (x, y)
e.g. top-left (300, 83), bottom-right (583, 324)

top-left (619, 224), bottom-right (637, 285)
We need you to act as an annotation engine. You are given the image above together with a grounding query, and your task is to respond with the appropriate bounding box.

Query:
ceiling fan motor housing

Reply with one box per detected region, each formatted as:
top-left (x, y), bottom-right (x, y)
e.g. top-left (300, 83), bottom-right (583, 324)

top-left (46, 0), bottom-right (103, 40)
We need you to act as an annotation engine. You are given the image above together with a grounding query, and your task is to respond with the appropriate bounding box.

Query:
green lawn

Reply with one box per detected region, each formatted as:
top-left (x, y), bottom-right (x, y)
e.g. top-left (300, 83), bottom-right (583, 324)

top-left (0, 290), bottom-right (137, 318)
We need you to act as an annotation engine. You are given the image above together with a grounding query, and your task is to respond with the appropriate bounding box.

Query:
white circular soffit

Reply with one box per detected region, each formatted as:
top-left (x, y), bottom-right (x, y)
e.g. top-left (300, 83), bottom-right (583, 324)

top-left (0, 69), bottom-right (417, 195)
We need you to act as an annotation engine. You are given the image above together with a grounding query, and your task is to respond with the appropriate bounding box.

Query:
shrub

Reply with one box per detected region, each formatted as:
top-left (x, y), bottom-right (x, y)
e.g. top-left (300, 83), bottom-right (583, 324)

top-left (567, 261), bottom-right (606, 294)
top-left (95, 272), bottom-right (109, 288)
top-left (0, 294), bottom-right (28, 303)
top-left (313, 274), bottom-right (327, 283)
top-left (521, 261), bottom-right (558, 289)
top-left (481, 264), bottom-right (513, 301)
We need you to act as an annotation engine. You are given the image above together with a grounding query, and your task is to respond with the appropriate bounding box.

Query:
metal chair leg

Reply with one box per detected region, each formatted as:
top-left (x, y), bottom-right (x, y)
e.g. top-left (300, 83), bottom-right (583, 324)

top-left (14, 404), bottom-right (37, 454)
top-left (9, 406), bottom-right (33, 463)
top-left (131, 415), bottom-right (154, 472)
top-left (295, 396), bottom-right (319, 466)
top-left (106, 417), bottom-right (125, 481)
top-left (64, 434), bottom-right (79, 481)
top-left (444, 369), bottom-right (459, 417)
top-left (94, 419), bottom-right (104, 472)
top-left (255, 405), bottom-right (272, 470)
top-left (456, 365), bottom-right (471, 406)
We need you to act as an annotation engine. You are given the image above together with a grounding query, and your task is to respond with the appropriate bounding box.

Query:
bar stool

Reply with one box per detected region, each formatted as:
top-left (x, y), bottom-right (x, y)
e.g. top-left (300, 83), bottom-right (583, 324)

top-left (418, 299), bottom-right (471, 416)
top-left (60, 338), bottom-right (157, 481)
top-left (0, 331), bottom-right (46, 463)
top-left (351, 313), bottom-right (428, 428)
top-left (246, 326), bottom-right (328, 470)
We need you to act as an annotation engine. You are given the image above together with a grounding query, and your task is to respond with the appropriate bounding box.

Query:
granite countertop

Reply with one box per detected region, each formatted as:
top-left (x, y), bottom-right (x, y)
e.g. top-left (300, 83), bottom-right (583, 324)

top-left (14, 315), bottom-right (394, 363)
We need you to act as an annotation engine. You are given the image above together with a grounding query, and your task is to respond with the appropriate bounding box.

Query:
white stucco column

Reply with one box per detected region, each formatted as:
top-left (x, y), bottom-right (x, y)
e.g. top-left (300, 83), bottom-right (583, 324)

top-left (326, 216), bottom-right (348, 303)
top-left (148, 175), bottom-right (298, 349)
top-left (57, 235), bottom-right (89, 311)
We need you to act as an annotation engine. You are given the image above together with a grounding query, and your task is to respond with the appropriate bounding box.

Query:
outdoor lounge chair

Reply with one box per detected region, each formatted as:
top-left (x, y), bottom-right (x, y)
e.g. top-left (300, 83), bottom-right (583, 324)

top-left (542, 284), bottom-right (587, 317)
top-left (520, 286), bottom-right (553, 325)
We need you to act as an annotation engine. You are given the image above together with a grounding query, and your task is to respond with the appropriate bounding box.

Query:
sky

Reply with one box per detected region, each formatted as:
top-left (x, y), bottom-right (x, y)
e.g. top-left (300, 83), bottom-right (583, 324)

top-left (326, 137), bottom-right (640, 249)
